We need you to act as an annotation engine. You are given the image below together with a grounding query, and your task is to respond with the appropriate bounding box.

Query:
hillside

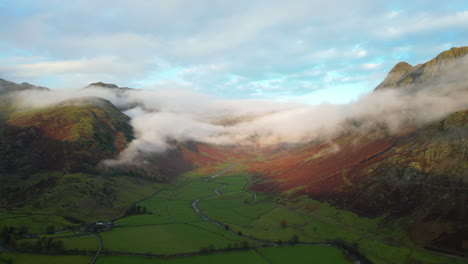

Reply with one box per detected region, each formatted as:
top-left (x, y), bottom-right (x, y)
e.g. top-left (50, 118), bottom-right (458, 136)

top-left (248, 47), bottom-right (468, 255)
top-left (0, 96), bottom-right (163, 225)
top-left (0, 92), bottom-right (248, 224)
top-left (0, 97), bottom-right (133, 174)
top-left (0, 78), bottom-right (49, 95)
top-left (0, 47), bottom-right (466, 262)
top-left (375, 46), bottom-right (468, 90)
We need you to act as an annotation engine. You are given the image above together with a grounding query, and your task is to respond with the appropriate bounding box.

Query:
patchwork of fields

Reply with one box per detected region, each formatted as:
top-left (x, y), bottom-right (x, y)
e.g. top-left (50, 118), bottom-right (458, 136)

top-left (1, 165), bottom-right (466, 264)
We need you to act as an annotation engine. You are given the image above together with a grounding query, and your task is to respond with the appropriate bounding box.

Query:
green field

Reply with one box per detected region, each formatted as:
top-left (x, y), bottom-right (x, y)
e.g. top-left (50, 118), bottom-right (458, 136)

top-left (0, 252), bottom-right (91, 264)
top-left (115, 214), bottom-right (173, 226)
top-left (84, 170), bottom-right (468, 263)
top-left (2, 167), bottom-right (466, 264)
top-left (172, 182), bottom-right (220, 200)
top-left (258, 245), bottom-right (349, 264)
top-left (96, 250), bottom-right (266, 264)
top-left (98, 170), bottom-right (358, 261)
top-left (95, 244), bottom-right (349, 264)
top-left (0, 214), bottom-right (72, 234)
top-left (101, 224), bottom-right (250, 254)
top-left (16, 234), bottom-right (99, 253)
top-left (62, 235), bottom-right (99, 251)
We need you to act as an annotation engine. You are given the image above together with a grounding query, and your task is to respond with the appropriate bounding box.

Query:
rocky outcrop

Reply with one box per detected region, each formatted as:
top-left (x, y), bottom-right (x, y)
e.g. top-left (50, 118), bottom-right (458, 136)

top-left (375, 46), bottom-right (468, 90)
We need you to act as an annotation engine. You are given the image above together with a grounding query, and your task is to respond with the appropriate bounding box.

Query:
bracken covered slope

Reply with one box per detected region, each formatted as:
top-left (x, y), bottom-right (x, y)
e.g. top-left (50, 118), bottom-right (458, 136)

top-left (0, 97), bottom-right (134, 174)
top-left (248, 47), bottom-right (468, 254)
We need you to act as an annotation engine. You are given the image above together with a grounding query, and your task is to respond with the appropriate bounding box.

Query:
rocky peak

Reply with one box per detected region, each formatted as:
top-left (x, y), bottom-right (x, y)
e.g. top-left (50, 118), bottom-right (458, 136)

top-left (87, 82), bottom-right (119, 89)
top-left (374, 46), bottom-right (468, 91)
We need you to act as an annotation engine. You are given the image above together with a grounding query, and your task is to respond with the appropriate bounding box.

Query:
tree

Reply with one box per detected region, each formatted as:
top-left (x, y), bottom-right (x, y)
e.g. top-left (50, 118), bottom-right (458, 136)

top-left (280, 219), bottom-right (288, 228)
top-left (241, 241), bottom-right (249, 248)
top-left (19, 226), bottom-right (28, 235)
top-left (46, 225), bottom-right (55, 234)
top-left (8, 233), bottom-right (16, 249)
top-left (19, 240), bottom-right (34, 252)
top-left (34, 239), bottom-right (42, 253)
top-left (45, 238), bottom-right (53, 252)
top-left (1, 225), bottom-right (9, 243)
top-left (290, 234), bottom-right (299, 243)
top-left (50, 239), bottom-right (64, 253)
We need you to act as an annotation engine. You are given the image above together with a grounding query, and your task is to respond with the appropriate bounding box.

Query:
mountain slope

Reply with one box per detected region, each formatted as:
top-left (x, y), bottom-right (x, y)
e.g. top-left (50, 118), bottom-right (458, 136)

top-left (0, 96), bottom-right (162, 224)
top-left (0, 97), bottom-right (133, 174)
top-left (375, 46), bottom-right (468, 90)
top-left (0, 78), bottom-right (49, 95)
top-left (248, 47), bottom-right (468, 254)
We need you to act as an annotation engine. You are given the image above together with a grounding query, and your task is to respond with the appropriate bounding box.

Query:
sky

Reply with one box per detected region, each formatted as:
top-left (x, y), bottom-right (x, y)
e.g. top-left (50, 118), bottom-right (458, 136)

top-left (1, 0), bottom-right (468, 105)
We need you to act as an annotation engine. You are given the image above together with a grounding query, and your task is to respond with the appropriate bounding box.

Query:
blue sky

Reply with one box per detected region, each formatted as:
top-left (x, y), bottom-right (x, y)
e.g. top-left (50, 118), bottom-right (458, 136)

top-left (0, 0), bottom-right (467, 105)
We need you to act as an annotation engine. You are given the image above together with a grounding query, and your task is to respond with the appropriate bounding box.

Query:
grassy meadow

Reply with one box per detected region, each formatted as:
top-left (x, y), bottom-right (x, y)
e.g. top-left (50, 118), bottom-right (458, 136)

top-left (1, 164), bottom-right (466, 264)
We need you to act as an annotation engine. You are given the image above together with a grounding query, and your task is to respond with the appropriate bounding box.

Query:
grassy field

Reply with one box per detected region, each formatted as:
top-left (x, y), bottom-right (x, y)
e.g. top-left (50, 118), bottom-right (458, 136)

top-left (61, 235), bottom-right (99, 251)
top-left (213, 176), bottom-right (248, 193)
top-left (115, 214), bottom-right (173, 226)
top-left (258, 245), bottom-right (349, 264)
top-left (187, 222), bottom-right (252, 245)
top-left (101, 224), bottom-right (247, 254)
top-left (2, 167), bottom-right (466, 264)
top-left (0, 252), bottom-right (91, 264)
top-left (16, 234), bottom-right (99, 252)
top-left (0, 214), bottom-right (72, 234)
top-left (0, 173), bottom-right (161, 228)
top-left (172, 182), bottom-right (220, 200)
top-left (101, 172), bottom-right (282, 255)
top-left (96, 244), bottom-right (350, 264)
top-left (167, 200), bottom-right (204, 223)
top-left (96, 250), bottom-right (266, 264)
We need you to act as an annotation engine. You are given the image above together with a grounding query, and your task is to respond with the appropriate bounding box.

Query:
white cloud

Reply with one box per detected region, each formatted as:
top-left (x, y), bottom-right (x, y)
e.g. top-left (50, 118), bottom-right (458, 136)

top-left (379, 11), bottom-right (468, 39)
top-left (0, 56), bottom-right (147, 87)
top-left (362, 63), bottom-right (381, 70)
top-left (12, 54), bottom-right (468, 161)
top-left (1, 0), bottom-right (467, 100)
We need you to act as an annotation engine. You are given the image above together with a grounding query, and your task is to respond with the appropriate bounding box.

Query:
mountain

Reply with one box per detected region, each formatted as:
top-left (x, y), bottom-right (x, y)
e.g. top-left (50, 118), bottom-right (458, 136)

top-left (0, 47), bottom-right (466, 260)
top-left (248, 47), bottom-right (468, 254)
top-left (0, 97), bottom-right (133, 174)
top-left (375, 46), bottom-right (468, 90)
top-left (0, 90), bottom-right (244, 222)
top-left (0, 78), bottom-right (49, 95)
top-left (84, 82), bottom-right (136, 92)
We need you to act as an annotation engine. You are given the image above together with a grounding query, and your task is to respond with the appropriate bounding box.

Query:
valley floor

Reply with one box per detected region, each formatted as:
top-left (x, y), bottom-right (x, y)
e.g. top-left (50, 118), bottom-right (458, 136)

top-left (1, 164), bottom-right (467, 264)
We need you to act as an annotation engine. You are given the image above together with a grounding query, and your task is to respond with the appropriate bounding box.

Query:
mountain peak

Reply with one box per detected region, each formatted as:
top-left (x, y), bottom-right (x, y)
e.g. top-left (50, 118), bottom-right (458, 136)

top-left (0, 78), bottom-right (50, 94)
top-left (84, 82), bottom-right (136, 92)
top-left (390, 61), bottom-right (413, 72)
top-left (375, 46), bottom-right (468, 91)
top-left (374, 61), bottom-right (414, 90)
top-left (87, 82), bottom-right (119, 89)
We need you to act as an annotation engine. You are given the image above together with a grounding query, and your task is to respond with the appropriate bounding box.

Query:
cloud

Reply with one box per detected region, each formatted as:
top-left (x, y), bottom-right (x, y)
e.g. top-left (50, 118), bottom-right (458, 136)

top-left (10, 54), bottom-right (468, 167)
top-left (362, 63), bottom-right (381, 70)
top-left (0, 56), bottom-right (152, 88)
top-left (379, 11), bottom-right (468, 39)
top-left (0, 57), bottom-right (130, 78)
top-left (1, 0), bottom-right (467, 101)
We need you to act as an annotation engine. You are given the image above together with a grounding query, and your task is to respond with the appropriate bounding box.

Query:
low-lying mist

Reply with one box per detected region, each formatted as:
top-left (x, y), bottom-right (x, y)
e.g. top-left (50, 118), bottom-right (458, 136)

top-left (9, 57), bottom-right (468, 165)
